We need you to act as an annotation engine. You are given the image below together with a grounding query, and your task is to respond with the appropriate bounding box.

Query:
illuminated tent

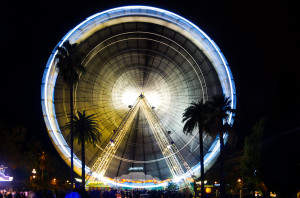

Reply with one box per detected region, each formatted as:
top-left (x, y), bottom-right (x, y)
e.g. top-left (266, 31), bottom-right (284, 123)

top-left (42, 6), bottom-right (236, 187)
top-left (0, 165), bottom-right (13, 182)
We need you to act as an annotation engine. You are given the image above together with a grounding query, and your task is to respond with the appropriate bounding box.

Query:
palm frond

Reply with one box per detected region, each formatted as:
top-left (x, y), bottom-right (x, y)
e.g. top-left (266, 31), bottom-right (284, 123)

top-left (64, 110), bottom-right (101, 147)
top-left (55, 40), bottom-right (85, 86)
top-left (182, 100), bottom-right (208, 135)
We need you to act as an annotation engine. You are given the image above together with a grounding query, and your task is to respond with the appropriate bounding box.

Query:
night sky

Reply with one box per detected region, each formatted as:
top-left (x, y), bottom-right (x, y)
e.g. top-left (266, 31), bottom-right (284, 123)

top-left (1, 0), bottom-right (299, 193)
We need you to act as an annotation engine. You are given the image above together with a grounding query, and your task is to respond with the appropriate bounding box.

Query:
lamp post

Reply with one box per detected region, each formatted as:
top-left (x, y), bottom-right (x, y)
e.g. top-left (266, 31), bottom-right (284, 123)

top-left (237, 178), bottom-right (243, 198)
top-left (32, 169), bottom-right (37, 179)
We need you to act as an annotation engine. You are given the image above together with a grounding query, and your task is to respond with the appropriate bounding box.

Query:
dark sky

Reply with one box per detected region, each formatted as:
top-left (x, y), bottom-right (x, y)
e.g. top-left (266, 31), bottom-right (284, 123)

top-left (1, 0), bottom-right (299, 190)
top-left (1, 0), bottom-right (298, 135)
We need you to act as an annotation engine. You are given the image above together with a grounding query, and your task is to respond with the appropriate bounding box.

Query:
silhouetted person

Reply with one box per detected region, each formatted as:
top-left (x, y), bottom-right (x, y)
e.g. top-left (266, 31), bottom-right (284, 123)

top-left (46, 190), bottom-right (55, 198)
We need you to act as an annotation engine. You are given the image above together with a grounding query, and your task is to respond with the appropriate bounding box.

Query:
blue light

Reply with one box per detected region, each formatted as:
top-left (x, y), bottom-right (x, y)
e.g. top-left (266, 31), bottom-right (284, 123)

top-left (41, 5), bottom-right (236, 188)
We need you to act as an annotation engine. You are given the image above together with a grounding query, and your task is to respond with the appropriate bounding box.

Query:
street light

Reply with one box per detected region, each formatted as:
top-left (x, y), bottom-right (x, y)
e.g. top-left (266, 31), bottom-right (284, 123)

top-left (237, 178), bottom-right (243, 198)
top-left (32, 169), bottom-right (36, 179)
top-left (51, 178), bottom-right (57, 186)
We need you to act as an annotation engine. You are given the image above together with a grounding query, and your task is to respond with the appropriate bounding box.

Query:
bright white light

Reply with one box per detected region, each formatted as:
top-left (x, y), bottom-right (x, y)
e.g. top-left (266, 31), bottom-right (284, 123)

top-left (92, 172), bottom-right (103, 180)
top-left (173, 176), bottom-right (181, 183)
top-left (110, 140), bottom-right (115, 147)
top-left (122, 90), bottom-right (140, 106)
top-left (75, 178), bottom-right (82, 182)
top-left (144, 92), bottom-right (161, 108)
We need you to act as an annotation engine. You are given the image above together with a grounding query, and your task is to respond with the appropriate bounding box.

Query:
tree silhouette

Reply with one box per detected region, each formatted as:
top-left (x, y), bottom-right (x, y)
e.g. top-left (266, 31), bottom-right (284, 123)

top-left (206, 95), bottom-right (234, 198)
top-left (55, 40), bottom-right (86, 190)
top-left (64, 110), bottom-right (101, 186)
top-left (182, 100), bottom-right (210, 197)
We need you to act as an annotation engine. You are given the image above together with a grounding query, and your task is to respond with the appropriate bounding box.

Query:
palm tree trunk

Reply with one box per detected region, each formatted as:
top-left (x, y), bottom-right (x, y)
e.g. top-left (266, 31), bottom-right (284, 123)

top-left (199, 125), bottom-right (205, 198)
top-left (219, 132), bottom-right (225, 198)
top-left (81, 131), bottom-right (85, 187)
top-left (70, 81), bottom-right (74, 191)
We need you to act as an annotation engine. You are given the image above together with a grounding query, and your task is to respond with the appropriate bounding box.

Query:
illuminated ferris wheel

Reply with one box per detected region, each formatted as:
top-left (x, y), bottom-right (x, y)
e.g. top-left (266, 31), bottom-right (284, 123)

top-left (41, 6), bottom-right (236, 189)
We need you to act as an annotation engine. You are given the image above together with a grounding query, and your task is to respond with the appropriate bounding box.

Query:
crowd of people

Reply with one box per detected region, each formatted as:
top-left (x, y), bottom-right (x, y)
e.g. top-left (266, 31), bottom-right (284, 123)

top-left (87, 188), bottom-right (187, 198)
top-left (0, 190), bottom-right (66, 198)
top-left (0, 190), bottom-right (35, 198)
top-left (0, 188), bottom-right (189, 198)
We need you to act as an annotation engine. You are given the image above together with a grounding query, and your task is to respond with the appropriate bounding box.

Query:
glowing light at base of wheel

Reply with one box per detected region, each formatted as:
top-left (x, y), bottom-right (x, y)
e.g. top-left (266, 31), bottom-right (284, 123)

top-left (90, 174), bottom-right (170, 189)
top-left (41, 5), bottom-right (236, 188)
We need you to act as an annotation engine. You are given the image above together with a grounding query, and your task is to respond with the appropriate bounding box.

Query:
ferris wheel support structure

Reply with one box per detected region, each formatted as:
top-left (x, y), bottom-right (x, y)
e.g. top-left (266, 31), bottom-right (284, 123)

top-left (87, 97), bottom-right (141, 183)
top-left (141, 96), bottom-right (194, 193)
top-left (87, 94), bottom-right (194, 193)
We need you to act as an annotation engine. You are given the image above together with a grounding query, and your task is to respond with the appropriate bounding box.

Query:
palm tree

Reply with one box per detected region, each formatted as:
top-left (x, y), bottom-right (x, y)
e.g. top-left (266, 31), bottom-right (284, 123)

top-left (206, 95), bottom-right (234, 198)
top-left (182, 100), bottom-right (209, 198)
top-left (55, 40), bottom-right (86, 190)
top-left (64, 110), bottom-right (101, 186)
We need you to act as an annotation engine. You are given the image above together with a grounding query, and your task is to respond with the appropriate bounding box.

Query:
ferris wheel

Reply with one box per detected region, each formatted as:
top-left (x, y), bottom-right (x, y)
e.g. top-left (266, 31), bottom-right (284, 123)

top-left (41, 6), bottom-right (236, 189)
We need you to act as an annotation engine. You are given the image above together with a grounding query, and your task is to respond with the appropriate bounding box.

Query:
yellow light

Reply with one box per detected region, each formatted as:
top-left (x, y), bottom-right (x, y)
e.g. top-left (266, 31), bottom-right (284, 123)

top-left (237, 178), bottom-right (242, 183)
top-left (206, 187), bottom-right (212, 193)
